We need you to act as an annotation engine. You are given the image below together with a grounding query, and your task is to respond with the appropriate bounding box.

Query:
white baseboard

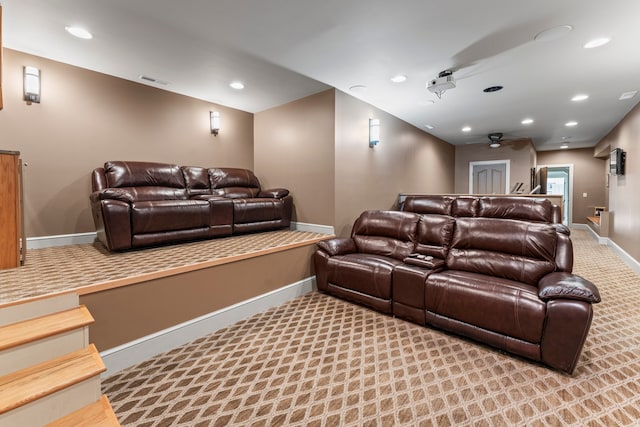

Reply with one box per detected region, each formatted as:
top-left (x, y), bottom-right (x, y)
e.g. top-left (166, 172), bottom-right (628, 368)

top-left (292, 221), bottom-right (335, 235)
top-left (100, 277), bottom-right (317, 377)
top-left (27, 232), bottom-right (97, 249)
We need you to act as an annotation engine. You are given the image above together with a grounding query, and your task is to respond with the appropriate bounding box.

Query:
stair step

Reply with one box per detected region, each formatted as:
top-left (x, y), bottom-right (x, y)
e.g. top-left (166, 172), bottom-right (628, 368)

top-left (45, 395), bottom-right (120, 427)
top-left (0, 344), bottom-right (106, 415)
top-left (0, 305), bottom-right (94, 352)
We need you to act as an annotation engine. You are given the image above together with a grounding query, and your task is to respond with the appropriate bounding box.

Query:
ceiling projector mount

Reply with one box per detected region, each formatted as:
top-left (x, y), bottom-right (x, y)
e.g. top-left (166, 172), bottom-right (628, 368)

top-left (488, 132), bottom-right (504, 148)
top-left (427, 70), bottom-right (456, 99)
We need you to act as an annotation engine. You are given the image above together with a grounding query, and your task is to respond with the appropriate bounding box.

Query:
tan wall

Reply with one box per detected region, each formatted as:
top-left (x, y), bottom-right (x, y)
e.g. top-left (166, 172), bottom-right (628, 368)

top-left (454, 140), bottom-right (535, 194)
top-left (537, 148), bottom-right (607, 224)
top-left (254, 90), bottom-right (335, 226)
top-left (334, 91), bottom-right (455, 236)
top-left (0, 49), bottom-right (254, 237)
top-left (594, 101), bottom-right (640, 262)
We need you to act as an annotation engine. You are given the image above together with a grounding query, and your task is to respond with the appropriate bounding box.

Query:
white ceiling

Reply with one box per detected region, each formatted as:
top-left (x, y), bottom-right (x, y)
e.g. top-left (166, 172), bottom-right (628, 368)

top-left (3, 0), bottom-right (640, 150)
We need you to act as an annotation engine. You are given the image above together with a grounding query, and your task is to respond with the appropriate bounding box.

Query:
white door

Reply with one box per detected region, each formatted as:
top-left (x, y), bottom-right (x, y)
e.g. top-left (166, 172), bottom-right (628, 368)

top-left (469, 161), bottom-right (510, 194)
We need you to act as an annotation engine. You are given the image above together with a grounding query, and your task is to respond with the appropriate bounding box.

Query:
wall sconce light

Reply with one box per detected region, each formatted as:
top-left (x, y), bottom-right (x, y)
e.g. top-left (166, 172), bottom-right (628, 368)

top-left (369, 118), bottom-right (380, 148)
top-left (210, 111), bottom-right (220, 136)
top-left (23, 66), bottom-right (41, 104)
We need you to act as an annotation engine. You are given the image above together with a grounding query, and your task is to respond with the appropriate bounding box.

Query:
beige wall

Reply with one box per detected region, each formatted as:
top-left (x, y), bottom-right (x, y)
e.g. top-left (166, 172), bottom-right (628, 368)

top-left (594, 101), bottom-right (640, 262)
top-left (254, 90), bottom-right (335, 226)
top-left (454, 140), bottom-right (535, 194)
top-left (537, 148), bottom-right (607, 224)
top-left (334, 91), bottom-right (455, 236)
top-left (0, 49), bottom-right (254, 237)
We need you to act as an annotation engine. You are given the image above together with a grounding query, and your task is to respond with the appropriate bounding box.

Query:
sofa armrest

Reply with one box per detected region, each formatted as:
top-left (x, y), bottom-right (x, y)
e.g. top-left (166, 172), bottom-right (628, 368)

top-left (90, 188), bottom-right (134, 204)
top-left (538, 272), bottom-right (601, 303)
top-left (316, 238), bottom-right (356, 256)
top-left (258, 188), bottom-right (290, 199)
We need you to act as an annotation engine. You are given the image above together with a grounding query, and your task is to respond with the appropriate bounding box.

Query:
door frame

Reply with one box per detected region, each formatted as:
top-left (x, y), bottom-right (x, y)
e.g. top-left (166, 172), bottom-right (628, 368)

top-left (469, 160), bottom-right (511, 194)
top-left (537, 164), bottom-right (574, 225)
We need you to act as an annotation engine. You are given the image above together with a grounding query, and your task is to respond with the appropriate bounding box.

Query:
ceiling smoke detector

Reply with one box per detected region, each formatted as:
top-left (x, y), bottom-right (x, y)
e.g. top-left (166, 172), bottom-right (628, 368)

top-left (488, 132), bottom-right (503, 148)
top-left (427, 70), bottom-right (456, 99)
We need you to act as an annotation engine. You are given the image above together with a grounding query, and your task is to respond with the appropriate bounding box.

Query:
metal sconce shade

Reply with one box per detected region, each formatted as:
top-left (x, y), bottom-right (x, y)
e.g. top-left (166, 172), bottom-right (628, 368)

top-left (369, 118), bottom-right (380, 147)
top-left (24, 66), bottom-right (41, 103)
top-left (210, 111), bottom-right (220, 136)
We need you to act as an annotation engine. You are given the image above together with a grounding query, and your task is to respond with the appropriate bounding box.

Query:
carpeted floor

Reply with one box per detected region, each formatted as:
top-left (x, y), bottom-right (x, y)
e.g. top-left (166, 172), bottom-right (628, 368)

top-left (102, 228), bottom-right (640, 426)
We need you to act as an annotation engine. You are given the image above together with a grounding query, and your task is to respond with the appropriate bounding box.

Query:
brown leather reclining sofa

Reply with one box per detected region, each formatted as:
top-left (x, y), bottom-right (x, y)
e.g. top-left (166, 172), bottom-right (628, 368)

top-left (314, 195), bottom-right (600, 374)
top-left (90, 161), bottom-right (292, 251)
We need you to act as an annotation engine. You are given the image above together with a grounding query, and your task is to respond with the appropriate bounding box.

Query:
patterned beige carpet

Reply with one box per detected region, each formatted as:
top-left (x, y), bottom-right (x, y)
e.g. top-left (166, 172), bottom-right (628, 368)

top-left (0, 230), bottom-right (327, 305)
top-left (102, 228), bottom-right (640, 426)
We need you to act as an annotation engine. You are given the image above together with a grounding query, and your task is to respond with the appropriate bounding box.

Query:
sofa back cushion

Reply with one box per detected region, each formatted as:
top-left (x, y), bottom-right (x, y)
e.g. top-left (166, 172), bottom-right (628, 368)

top-left (447, 217), bottom-right (557, 285)
top-left (415, 214), bottom-right (456, 259)
top-left (181, 166), bottom-right (212, 196)
top-left (402, 196), bottom-right (453, 215)
top-left (478, 197), bottom-right (554, 222)
top-left (209, 168), bottom-right (260, 198)
top-left (351, 210), bottom-right (420, 261)
top-left (103, 161), bottom-right (187, 200)
top-left (451, 196), bottom-right (479, 217)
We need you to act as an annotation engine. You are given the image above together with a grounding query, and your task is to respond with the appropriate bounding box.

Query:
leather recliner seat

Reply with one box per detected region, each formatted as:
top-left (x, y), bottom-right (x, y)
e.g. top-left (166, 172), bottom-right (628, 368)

top-left (314, 195), bottom-right (600, 374)
top-left (90, 161), bottom-right (292, 251)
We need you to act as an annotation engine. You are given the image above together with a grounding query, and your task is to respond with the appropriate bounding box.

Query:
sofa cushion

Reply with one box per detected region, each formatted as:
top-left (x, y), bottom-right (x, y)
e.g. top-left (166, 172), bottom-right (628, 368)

top-left (100, 186), bottom-right (188, 202)
top-left (478, 197), bottom-right (553, 222)
top-left (104, 161), bottom-right (186, 189)
top-left (426, 270), bottom-right (546, 343)
top-left (131, 200), bottom-right (211, 234)
top-left (181, 166), bottom-right (212, 197)
top-left (402, 196), bottom-right (453, 215)
top-left (351, 210), bottom-right (420, 261)
top-left (231, 198), bottom-right (287, 224)
top-left (327, 253), bottom-right (404, 300)
top-left (451, 196), bottom-right (479, 217)
top-left (415, 214), bottom-right (455, 259)
top-left (447, 218), bottom-right (557, 285)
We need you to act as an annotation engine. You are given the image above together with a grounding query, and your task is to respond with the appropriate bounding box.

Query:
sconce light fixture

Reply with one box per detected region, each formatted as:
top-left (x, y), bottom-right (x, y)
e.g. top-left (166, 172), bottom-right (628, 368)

top-left (23, 66), bottom-right (41, 103)
top-left (210, 111), bottom-right (220, 136)
top-left (369, 118), bottom-right (380, 148)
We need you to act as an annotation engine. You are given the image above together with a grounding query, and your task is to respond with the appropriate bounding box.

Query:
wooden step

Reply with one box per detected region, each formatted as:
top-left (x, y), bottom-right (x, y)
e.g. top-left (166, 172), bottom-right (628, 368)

top-left (45, 395), bottom-right (120, 427)
top-left (0, 305), bottom-right (94, 351)
top-left (0, 344), bottom-right (106, 415)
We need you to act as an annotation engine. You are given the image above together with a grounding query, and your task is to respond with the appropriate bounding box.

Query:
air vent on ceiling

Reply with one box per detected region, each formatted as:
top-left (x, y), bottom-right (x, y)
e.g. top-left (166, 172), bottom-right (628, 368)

top-left (138, 75), bottom-right (169, 85)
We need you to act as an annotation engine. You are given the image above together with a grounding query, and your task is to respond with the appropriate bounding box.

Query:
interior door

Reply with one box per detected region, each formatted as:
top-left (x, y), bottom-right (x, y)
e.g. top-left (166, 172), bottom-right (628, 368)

top-left (471, 162), bottom-right (507, 194)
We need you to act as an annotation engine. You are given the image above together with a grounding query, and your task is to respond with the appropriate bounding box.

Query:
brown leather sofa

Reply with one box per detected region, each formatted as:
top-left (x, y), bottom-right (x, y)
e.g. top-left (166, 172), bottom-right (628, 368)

top-left (314, 196), bottom-right (600, 374)
top-left (90, 161), bottom-right (292, 251)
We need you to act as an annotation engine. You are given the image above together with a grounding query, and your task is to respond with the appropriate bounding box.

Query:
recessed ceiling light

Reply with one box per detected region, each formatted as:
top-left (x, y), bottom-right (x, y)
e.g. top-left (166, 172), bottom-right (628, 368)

top-left (229, 81), bottom-right (245, 90)
top-left (560, 144), bottom-right (569, 149)
top-left (565, 121), bottom-right (578, 127)
top-left (584, 37), bottom-right (610, 49)
top-left (65, 26), bottom-right (93, 40)
top-left (390, 74), bottom-right (407, 83)
top-left (349, 85), bottom-right (367, 92)
top-left (619, 91), bottom-right (637, 100)
top-left (424, 124), bottom-right (434, 129)
top-left (571, 94), bottom-right (589, 102)
top-left (561, 136), bottom-right (571, 140)
top-left (419, 100), bottom-right (435, 106)
top-left (534, 25), bottom-right (573, 42)
top-left (462, 126), bottom-right (472, 132)
top-left (483, 86), bottom-right (503, 93)
top-left (521, 118), bottom-right (534, 125)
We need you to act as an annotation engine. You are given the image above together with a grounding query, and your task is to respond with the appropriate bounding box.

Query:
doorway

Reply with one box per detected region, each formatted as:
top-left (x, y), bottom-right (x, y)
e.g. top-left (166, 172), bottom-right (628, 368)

top-left (539, 164), bottom-right (573, 225)
top-left (469, 160), bottom-right (510, 194)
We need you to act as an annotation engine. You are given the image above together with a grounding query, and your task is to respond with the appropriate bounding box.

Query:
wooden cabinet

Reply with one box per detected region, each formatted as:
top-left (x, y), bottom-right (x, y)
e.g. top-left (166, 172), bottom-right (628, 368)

top-left (0, 151), bottom-right (24, 269)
